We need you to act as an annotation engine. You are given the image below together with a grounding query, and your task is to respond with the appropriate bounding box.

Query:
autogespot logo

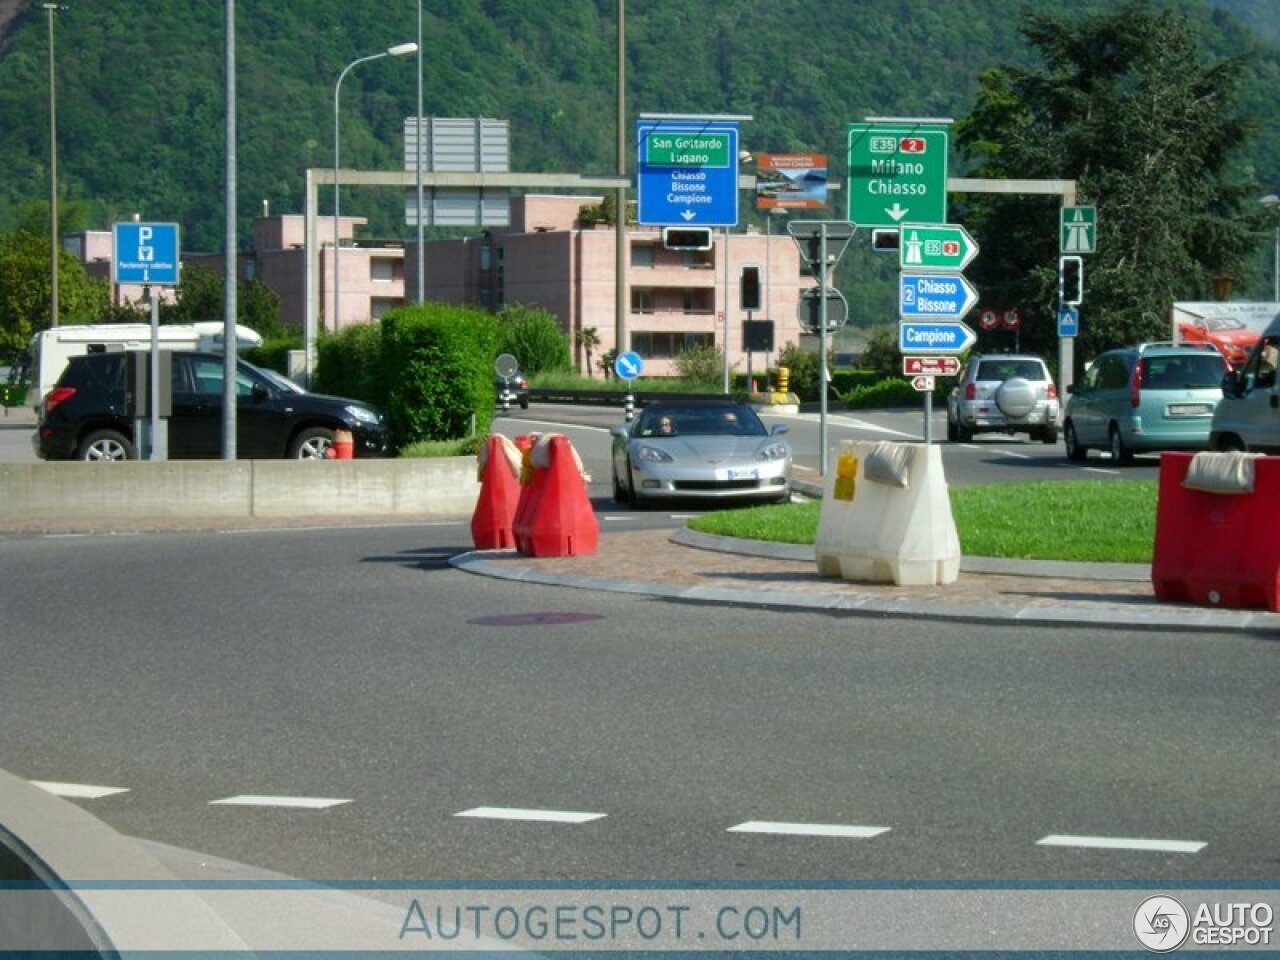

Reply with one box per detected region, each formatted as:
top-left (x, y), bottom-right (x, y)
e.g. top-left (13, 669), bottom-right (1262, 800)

top-left (1134, 896), bottom-right (1190, 952)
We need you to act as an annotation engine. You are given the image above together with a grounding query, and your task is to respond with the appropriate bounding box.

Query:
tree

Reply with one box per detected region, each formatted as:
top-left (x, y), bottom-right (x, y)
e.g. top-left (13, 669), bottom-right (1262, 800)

top-left (497, 303), bottom-right (571, 375)
top-left (0, 230), bottom-right (106, 355)
top-left (954, 2), bottom-right (1259, 366)
top-left (574, 325), bottom-right (601, 377)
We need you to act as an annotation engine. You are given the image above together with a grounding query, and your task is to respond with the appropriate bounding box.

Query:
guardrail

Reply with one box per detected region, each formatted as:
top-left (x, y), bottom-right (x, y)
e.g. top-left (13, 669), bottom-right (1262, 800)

top-left (526, 388), bottom-right (751, 406)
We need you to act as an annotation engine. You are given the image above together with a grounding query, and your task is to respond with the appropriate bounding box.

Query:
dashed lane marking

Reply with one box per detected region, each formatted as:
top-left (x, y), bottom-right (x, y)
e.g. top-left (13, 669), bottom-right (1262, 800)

top-left (210, 795), bottom-right (352, 809)
top-left (728, 821), bottom-right (891, 839)
top-left (455, 806), bottom-right (606, 824)
top-left (1083, 467), bottom-right (1121, 476)
top-left (31, 781), bottom-right (130, 800)
top-left (1036, 834), bottom-right (1205, 854)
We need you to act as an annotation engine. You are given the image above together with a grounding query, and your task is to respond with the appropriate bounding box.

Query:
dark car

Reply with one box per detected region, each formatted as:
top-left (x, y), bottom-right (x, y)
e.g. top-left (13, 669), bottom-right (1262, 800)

top-left (35, 350), bottom-right (394, 461)
top-left (495, 371), bottom-right (529, 410)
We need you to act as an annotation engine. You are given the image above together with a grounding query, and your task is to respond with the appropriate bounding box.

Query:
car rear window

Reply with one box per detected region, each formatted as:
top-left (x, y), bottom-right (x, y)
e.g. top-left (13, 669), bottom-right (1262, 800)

top-left (975, 360), bottom-right (1044, 381)
top-left (60, 354), bottom-right (124, 391)
top-left (1140, 353), bottom-right (1227, 389)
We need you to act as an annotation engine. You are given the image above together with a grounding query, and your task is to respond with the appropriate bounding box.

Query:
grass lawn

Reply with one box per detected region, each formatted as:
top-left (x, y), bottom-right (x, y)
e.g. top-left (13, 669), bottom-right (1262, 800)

top-left (688, 480), bottom-right (1160, 564)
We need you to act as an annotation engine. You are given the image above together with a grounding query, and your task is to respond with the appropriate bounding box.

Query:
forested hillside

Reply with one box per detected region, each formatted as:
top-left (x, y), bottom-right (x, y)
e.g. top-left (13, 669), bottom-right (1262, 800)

top-left (0, 0), bottom-right (1275, 254)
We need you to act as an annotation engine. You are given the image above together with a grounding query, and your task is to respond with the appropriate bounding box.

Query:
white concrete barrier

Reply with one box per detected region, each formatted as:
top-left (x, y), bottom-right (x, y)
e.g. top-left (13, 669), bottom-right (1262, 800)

top-left (0, 458), bottom-right (481, 523)
top-left (814, 440), bottom-right (961, 586)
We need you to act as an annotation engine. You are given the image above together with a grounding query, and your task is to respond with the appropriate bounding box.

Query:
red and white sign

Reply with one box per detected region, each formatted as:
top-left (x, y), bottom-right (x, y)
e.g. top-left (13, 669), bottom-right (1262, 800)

top-left (903, 356), bottom-right (961, 376)
top-left (910, 375), bottom-right (935, 391)
top-left (899, 138), bottom-right (927, 154)
top-left (1003, 307), bottom-right (1022, 329)
top-left (979, 309), bottom-right (999, 330)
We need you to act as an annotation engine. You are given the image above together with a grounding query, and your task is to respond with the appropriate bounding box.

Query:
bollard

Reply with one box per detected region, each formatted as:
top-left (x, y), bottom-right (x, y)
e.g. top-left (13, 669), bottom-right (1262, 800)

top-left (624, 392), bottom-right (635, 423)
top-left (331, 428), bottom-right (354, 460)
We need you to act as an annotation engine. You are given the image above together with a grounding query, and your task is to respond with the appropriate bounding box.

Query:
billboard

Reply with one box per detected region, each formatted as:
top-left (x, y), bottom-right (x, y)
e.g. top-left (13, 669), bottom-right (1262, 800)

top-left (755, 154), bottom-right (827, 210)
top-left (1172, 301), bottom-right (1280, 368)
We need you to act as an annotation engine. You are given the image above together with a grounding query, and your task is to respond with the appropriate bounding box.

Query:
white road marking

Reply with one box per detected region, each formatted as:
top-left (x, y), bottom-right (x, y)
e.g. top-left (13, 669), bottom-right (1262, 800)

top-left (503, 419), bottom-right (611, 434)
top-left (210, 795), bottom-right (352, 809)
top-left (727, 821), bottom-right (891, 839)
top-left (1000, 450), bottom-right (1032, 460)
top-left (668, 514), bottom-right (701, 520)
top-left (1083, 467), bottom-right (1120, 476)
top-left (454, 806), bottom-right (606, 823)
top-left (31, 781), bottom-right (130, 800)
top-left (783, 412), bottom-right (919, 439)
top-left (1037, 834), bottom-right (1205, 854)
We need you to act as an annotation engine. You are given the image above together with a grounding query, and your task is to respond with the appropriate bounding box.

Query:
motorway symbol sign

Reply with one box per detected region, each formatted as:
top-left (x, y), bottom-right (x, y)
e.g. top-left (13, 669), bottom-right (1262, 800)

top-left (1058, 306), bottom-right (1080, 338)
top-left (614, 351), bottom-right (644, 380)
top-left (910, 375), bottom-right (935, 392)
top-left (636, 120), bottom-right (740, 227)
top-left (899, 222), bottom-right (978, 271)
top-left (1061, 205), bottom-right (1097, 253)
top-left (847, 123), bottom-right (948, 228)
top-left (899, 272), bottom-right (978, 320)
top-left (112, 222), bottom-right (180, 286)
top-left (899, 321), bottom-right (977, 354)
top-left (903, 356), bottom-right (961, 376)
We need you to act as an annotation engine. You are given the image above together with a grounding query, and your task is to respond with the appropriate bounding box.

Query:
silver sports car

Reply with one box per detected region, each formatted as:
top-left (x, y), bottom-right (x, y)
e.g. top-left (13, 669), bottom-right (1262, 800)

top-left (610, 401), bottom-right (792, 506)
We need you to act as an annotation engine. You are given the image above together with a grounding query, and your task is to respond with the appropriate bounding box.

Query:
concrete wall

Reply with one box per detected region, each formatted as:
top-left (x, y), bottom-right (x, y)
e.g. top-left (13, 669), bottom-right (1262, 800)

top-left (0, 458), bottom-right (481, 523)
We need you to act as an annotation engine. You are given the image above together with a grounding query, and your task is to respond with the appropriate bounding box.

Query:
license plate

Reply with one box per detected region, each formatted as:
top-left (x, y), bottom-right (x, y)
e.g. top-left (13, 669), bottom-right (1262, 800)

top-left (1167, 403), bottom-right (1212, 416)
top-left (721, 467), bottom-right (759, 481)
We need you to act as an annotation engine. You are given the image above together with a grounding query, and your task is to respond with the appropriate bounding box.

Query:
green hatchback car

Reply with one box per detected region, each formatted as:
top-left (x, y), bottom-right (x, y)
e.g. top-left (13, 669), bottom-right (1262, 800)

top-left (1063, 343), bottom-right (1228, 463)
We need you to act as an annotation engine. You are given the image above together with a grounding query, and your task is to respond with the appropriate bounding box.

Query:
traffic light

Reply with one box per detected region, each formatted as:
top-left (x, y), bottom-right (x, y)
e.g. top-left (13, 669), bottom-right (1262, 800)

top-left (1059, 255), bottom-right (1084, 305)
top-left (662, 226), bottom-right (713, 251)
top-left (871, 228), bottom-right (900, 253)
top-left (740, 264), bottom-right (761, 312)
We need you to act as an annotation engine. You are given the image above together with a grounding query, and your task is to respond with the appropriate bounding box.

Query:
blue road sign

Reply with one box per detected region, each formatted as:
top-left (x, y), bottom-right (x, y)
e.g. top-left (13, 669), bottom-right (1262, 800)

top-left (112, 222), bottom-right (180, 286)
top-left (899, 272), bottom-right (978, 320)
top-left (899, 321), bottom-right (978, 355)
top-left (1058, 306), bottom-right (1080, 338)
top-left (614, 351), bottom-right (644, 381)
top-left (636, 121), bottom-right (740, 227)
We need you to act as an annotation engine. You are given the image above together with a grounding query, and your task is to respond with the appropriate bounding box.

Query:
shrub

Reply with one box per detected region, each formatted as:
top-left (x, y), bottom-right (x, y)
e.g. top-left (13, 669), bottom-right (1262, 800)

top-left (845, 378), bottom-right (922, 409)
top-left (381, 304), bottom-right (502, 444)
top-left (245, 334), bottom-right (302, 377)
top-left (314, 323), bottom-right (385, 406)
top-left (776, 343), bottom-right (819, 400)
top-left (860, 328), bottom-right (902, 380)
top-left (498, 304), bottom-right (571, 376)
top-left (674, 344), bottom-right (726, 386)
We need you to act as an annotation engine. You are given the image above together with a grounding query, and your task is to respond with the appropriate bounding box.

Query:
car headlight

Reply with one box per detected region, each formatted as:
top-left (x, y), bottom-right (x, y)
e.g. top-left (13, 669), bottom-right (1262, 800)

top-left (636, 445), bottom-right (674, 463)
top-left (344, 404), bottom-right (380, 424)
top-left (758, 442), bottom-right (790, 461)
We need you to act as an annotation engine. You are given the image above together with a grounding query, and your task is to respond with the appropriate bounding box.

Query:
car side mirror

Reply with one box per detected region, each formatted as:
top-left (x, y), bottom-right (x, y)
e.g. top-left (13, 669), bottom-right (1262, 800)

top-left (770, 423), bottom-right (789, 435)
top-left (251, 383), bottom-right (269, 402)
top-left (1222, 371), bottom-right (1242, 398)
top-left (609, 425), bottom-right (630, 439)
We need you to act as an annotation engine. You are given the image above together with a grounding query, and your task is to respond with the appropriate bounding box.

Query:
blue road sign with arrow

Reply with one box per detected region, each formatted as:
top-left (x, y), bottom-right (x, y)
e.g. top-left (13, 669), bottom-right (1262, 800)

top-left (112, 222), bottom-right (180, 286)
top-left (899, 321), bottom-right (978, 354)
top-left (614, 351), bottom-right (644, 381)
top-left (636, 120), bottom-right (740, 227)
top-left (898, 272), bottom-right (979, 320)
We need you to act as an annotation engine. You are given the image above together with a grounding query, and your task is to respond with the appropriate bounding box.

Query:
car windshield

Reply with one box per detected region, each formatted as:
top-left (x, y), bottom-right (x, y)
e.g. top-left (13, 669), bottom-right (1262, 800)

top-left (634, 404), bottom-right (768, 438)
top-left (257, 366), bottom-right (307, 394)
top-left (1140, 353), bottom-right (1226, 389)
top-left (975, 359), bottom-right (1044, 381)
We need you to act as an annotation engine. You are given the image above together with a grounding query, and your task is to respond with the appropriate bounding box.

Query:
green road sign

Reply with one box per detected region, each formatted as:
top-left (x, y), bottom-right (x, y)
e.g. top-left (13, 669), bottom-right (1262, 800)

top-left (847, 124), bottom-right (948, 228)
top-left (1061, 205), bottom-right (1097, 253)
top-left (644, 130), bottom-right (732, 168)
top-left (899, 222), bottom-right (978, 271)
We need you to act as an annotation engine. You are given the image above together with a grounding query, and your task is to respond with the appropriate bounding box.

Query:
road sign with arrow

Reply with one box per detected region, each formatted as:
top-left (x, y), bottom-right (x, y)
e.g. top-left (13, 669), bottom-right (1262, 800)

top-left (636, 120), bottom-right (740, 227)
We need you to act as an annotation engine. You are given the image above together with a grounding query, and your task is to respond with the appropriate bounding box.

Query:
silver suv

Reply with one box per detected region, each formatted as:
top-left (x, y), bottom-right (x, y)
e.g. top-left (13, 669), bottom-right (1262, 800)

top-left (946, 353), bottom-right (1060, 443)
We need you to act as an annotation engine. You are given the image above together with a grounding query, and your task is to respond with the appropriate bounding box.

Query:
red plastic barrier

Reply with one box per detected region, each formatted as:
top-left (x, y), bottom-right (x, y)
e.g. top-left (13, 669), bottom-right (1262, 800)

top-left (470, 435), bottom-right (525, 550)
top-left (1152, 451), bottom-right (1280, 610)
top-left (512, 435), bottom-right (599, 557)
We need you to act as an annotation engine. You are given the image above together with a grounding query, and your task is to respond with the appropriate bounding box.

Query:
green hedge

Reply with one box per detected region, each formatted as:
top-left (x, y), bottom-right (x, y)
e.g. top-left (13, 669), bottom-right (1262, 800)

top-left (314, 324), bottom-right (386, 406)
top-left (380, 304), bottom-right (502, 444)
top-left (245, 335), bottom-right (302, 376)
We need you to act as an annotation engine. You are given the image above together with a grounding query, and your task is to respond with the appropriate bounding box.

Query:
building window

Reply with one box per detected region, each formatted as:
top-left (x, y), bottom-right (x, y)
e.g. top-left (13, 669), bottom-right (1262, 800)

top-left (631, 289), bottom-right (654, 314)
top-left (682, 249), bottom-right (713, 268)
top-left (371, 258), bottom-right (395, 282)
top-left (630, 244), bottom-right (655, 268)
top-left (371, 298), bottom-right (400, 319)
top-left (632, 331), bottom-right (714, 359)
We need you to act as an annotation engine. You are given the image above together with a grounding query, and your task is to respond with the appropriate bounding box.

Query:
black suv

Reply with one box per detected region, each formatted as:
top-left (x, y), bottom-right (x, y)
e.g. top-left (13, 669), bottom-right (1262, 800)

top-left (35, 351), bottom-right (394, 461)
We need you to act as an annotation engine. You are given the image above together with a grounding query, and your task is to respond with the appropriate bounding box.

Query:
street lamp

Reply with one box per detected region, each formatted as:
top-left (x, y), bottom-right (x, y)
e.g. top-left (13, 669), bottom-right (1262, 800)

top-left (43, 3), bottom-right (68, 329)
top-left (332, 41), bottom-right (416, 330)
top-left (1262, 194), bottom-right (1279, 303)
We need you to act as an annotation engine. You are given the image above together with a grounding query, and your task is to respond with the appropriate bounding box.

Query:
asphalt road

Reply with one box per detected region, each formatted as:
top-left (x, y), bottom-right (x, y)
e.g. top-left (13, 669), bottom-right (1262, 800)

top-left (2, 522), bottom-right (1274, 884)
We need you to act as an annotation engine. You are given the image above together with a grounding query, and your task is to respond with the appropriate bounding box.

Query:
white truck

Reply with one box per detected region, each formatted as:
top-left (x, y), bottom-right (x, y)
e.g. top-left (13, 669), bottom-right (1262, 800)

top-left (26, 321), bottom-right (263, 409)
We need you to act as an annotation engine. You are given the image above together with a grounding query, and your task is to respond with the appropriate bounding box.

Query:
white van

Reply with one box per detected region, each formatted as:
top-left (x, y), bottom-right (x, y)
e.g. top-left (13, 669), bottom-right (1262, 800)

top-left (1209, 311), bottom-right (1280, 453)
top-left (26, 321), bottom-right (263, 409)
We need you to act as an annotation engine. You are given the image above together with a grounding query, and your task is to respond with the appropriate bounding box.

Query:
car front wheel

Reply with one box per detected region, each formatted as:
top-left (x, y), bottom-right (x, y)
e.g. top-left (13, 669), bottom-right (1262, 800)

top-left (78, 429), bottom-right (136, 462)
top-left (289, 427), bottom-right (336, 459)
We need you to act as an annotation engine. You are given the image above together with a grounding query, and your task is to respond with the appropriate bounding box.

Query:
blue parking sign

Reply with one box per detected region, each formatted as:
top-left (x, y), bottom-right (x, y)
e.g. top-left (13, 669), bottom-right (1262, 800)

top-left (113, 222), bottom-right (180, 286)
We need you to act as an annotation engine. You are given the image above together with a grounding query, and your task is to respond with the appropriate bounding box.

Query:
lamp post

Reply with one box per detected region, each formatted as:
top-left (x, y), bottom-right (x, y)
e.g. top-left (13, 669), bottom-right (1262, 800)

top-left (43, 3), bottom-right (68, 329)
top-left (332, 41), bottom-right (416, 330)
top-left (1263, 194), bottom-right (1279, 303)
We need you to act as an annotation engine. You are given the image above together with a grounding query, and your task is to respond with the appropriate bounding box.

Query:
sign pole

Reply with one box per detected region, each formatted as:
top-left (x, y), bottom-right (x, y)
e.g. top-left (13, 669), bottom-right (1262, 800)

top-left (819, 223), bottom-right (829, 478)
